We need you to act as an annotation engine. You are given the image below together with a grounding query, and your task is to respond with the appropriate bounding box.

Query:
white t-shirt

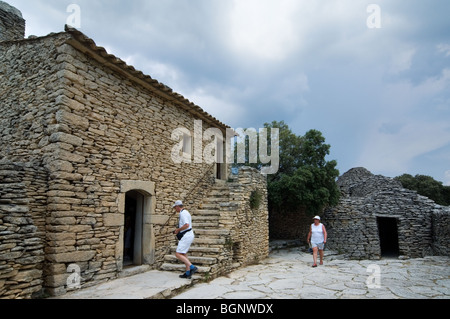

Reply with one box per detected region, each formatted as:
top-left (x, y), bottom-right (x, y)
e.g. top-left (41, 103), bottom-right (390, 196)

top-left (179, 209), bottom-right (192, 230)
top-left (311, 223), bottom-right (324, 243)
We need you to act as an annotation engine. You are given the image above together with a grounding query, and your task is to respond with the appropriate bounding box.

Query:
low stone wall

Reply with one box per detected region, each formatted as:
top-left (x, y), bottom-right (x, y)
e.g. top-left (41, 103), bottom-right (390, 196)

top-left (223, 167), bottom-right (270, 267)
top-left (269, 207), bottom-right (310, 242)
top-left (0, 161), bottom-right (47, 299)
top-left (431, 209), bottom-right (450, 256)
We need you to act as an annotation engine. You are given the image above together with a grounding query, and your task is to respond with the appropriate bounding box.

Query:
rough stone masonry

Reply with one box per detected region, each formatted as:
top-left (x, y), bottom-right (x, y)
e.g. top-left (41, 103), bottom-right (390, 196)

top-left (0, 2), bottom-right (269, 298)
top-left (0, 1), bottom-right (25, 41)
top-left (323, 167), bottom-right (450, 260)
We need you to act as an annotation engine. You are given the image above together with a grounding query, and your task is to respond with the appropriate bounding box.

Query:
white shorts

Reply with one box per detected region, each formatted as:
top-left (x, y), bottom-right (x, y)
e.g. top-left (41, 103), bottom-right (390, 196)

top-left (176, 231), bottom-right (195, 254)
top-left (311, 242), bottom-right (325, 250)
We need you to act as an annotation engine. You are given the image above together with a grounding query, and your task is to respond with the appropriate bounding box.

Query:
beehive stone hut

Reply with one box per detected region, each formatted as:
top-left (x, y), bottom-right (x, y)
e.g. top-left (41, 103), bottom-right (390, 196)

top-left (0, 2), bottom-right (269, 298)
top-left (323, 167), bottom-right (450, 260)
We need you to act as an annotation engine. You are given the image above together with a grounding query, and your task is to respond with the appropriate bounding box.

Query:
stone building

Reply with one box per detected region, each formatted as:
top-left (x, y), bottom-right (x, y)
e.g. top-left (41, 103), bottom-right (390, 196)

top-left (323, 167), bottom-right (450, 260)
top-left (0, 2), bottom-right (269, 298)
top-left (0, 1), bottom-right (24, 42)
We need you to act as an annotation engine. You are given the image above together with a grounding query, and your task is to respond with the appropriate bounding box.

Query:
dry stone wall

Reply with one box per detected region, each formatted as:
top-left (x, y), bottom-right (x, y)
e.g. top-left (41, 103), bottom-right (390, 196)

top-left (1, 3), bottom-right (271, 298)
top-left (269, 207), bottom-right (310, 241)
top-left (432, 210), bottom-right (450, 256)
top-left (1, 29), bottom-right (231, 296)
top-left (0, 34), bottom-right (67, 165)
top-left (227, 167), bottom-right (269, 266)
top-left (46, 36), bottom-right (226, 290)
top-left (0, 1), bottom-right (25, 42)
top-left (323, 168), bottom-right (450, 259)
top-left (214, 167), bottom-right (269, 268)
top-left (1, 31), bottom-right (63, 298)
top-left (0, 161), bottom-right (47, 299)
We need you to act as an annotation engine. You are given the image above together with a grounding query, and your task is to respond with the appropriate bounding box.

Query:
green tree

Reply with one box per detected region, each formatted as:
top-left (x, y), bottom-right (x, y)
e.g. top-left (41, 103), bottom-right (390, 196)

top-left (395, 174), bottom-right (450, 206)
top-left (263, 121), bottom-right (340, 216)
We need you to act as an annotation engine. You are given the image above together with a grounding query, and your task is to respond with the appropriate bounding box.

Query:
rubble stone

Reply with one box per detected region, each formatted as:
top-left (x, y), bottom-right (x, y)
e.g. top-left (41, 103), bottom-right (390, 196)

top-left (1, 2), bottom-right (269, 298)
top-left (323, 167), bottom-right (450, 259)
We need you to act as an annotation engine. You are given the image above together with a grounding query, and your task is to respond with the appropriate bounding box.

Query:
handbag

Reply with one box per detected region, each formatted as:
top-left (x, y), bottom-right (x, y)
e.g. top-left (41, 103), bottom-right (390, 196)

top-left (176, 229), bottom-right (192, 241)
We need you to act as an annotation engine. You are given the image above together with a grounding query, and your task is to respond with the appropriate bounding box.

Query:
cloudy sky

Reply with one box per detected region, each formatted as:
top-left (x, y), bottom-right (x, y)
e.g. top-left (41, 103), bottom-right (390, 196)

top-left (7, 0), bottom-right (450, 184)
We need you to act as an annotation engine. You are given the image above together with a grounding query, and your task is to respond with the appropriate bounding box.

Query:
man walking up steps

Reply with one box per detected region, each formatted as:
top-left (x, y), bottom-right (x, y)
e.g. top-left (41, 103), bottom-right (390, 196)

top-left (173, 200), bottom-right (198, 279)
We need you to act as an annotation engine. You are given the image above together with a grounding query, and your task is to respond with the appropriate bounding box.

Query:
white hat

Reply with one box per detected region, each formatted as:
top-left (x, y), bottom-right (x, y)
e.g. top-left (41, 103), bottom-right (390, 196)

top-left (172, 200), bottom-right (183, 208)
top-left (313, 216), bottom-right (321, 220)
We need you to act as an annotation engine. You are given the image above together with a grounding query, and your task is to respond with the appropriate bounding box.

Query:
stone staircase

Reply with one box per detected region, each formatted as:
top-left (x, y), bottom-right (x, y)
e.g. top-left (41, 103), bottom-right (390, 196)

top-left (160, 180), bottom-right (235, 277)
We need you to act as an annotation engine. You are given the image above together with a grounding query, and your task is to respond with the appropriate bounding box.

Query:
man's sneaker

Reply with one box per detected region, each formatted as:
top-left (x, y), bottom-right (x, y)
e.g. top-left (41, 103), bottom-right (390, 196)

top-left (190, 266), bottom-right (198, 276)
top-left (179, 272), bottom-right (191, 279)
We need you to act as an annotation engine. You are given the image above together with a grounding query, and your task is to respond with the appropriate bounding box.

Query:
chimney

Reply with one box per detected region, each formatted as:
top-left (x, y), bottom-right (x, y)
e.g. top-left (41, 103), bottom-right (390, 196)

top-left (0, 1), bottom-right (25, 42)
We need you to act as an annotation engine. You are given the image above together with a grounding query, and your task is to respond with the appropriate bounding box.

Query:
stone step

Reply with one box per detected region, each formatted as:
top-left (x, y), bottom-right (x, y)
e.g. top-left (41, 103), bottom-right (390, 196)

top-left (193, 222), bottom-right (219, 228)
top-left (171, 238), bottom-right (226, 248)
top-left (214, 179), bottom-right (227, 185)
top-left (203, 194), bottom-right (229, 201)
top-left (160, 181), bottom-right (233, 276)
top-left (160, 263), bottom-right (211, 273)
top-left (169, 246), bottom-right (221, 255)
top-left (199, 202), bottom-right (221, 209)
top-left (167, 247), bottom-right (222, 258)
top-left (201, 200), bottom-right (237, 210)
top-left (194, 229), bottom-right (230, 237)
top-left (194, 238), bottom-right (226, 245)
top-left (164, 255), bottom-right (217, 265)
top-left (192, 215), bottom-right (220, 222)
top-left (211, 185), bottom-right (230, 194)
top-left (204, 190), bottom-right (229, 197)
top-left (193, 209), bottom-right (220, 216)
top-left (193, 212), bottom-right (222, 218)
top-left (208, 191), bottom-right (231, 198)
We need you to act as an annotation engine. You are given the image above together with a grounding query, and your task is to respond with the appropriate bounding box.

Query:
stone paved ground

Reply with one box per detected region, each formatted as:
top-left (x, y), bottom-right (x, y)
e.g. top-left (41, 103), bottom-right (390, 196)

top-left (174, 247), bottom-right (450, 299)
top-left (56, 247), bottom-right (449, 300)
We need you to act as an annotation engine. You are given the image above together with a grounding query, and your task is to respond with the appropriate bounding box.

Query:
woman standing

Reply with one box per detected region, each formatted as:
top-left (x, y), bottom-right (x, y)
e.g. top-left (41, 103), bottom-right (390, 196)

top-left (307, 216), bottom-right (327, 267)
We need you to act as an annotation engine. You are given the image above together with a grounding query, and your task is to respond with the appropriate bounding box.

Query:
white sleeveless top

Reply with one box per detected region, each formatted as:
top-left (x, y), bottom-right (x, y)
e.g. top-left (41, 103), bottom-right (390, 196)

top-left (311, 223), bottom-right (324, 243)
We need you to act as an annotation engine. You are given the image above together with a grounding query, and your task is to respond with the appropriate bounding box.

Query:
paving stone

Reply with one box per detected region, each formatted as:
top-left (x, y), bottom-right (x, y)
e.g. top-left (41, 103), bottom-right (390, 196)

top-left (175, 248), bottom-right (450, 299)
top-left (53, 247), bottom-right (450, 300)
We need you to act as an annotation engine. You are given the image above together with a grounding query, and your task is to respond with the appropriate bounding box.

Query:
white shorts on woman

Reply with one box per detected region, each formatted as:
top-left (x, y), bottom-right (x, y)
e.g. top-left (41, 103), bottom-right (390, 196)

top-left (311, 242), bottom-right (325, 250)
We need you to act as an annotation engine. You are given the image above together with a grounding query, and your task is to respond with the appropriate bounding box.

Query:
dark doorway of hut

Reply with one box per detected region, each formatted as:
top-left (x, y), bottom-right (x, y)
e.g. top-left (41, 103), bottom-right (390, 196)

top-left (377, 217), bottom-right (400, 258)
top-left (124, 191), bottom-right (144, 267)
